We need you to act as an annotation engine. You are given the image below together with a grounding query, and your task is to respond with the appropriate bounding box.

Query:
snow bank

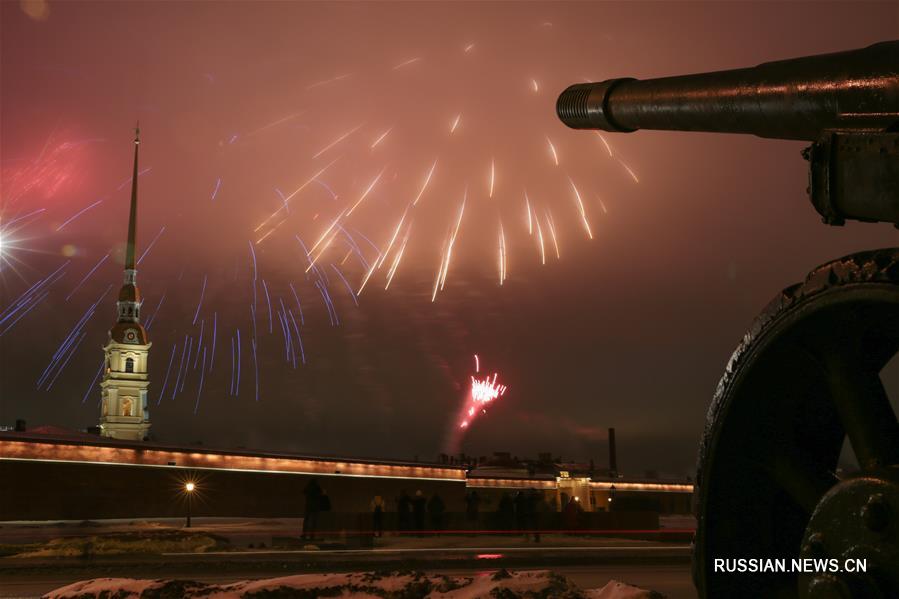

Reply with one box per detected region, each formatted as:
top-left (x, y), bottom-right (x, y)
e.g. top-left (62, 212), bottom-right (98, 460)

top-left (46, 570), bottom-right (663, 598)
top-left (586, 579), bottom-right (665, 599)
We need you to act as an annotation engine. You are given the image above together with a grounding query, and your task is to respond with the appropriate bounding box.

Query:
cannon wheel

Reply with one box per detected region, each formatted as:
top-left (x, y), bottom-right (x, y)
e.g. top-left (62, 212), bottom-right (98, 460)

top-left (693, 248), bottom-right (899, 598)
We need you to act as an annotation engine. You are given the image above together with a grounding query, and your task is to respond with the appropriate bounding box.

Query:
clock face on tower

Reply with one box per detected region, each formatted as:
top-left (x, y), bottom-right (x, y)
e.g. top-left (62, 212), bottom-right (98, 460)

top-left (124, 328), bottom-right (139, 344)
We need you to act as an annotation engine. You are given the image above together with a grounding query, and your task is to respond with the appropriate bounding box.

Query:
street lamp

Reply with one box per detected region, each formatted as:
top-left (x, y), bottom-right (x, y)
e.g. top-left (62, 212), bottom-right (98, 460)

top-left (185, 482), bottom-right (196, 528)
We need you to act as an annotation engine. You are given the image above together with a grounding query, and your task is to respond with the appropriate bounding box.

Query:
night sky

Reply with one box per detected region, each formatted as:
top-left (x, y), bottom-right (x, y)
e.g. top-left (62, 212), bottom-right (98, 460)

top-left (2, 1), bottom-right (897, 478)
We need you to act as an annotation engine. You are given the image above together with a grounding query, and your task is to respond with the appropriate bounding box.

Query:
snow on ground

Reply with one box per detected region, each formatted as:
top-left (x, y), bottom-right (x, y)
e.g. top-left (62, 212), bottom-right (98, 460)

top-left (45, 570), bottom-right (664, 598)
top-left (585, 580), bottom-right (666, 599)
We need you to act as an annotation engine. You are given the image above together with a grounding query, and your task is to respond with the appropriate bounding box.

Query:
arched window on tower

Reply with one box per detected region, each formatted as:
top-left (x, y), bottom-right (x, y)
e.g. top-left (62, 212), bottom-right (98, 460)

top-left (125, 358), bottom-right (135, 373)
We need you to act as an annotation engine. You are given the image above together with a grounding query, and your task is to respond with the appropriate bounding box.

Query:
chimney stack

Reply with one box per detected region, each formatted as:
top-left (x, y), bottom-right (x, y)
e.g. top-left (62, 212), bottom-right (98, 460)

top-left (608, 427), bottom-right (618, 476)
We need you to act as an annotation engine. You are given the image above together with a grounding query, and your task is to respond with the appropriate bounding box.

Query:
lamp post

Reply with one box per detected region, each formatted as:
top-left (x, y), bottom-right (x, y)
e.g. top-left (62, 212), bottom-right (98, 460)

top-left (185, 482), bottom-right (195, 528)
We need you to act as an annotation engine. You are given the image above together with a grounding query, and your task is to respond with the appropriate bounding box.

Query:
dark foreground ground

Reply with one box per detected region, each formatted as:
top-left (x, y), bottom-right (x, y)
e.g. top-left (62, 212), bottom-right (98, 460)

top-left (0, 517), bottom-right (695, 598)
top-left (2, 561), bottom-right (695, 599)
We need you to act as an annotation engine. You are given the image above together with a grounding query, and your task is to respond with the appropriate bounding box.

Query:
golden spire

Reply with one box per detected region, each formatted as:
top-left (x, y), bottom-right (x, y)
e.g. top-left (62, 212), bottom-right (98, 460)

top-left (124, 122), bottom-right (140, 271)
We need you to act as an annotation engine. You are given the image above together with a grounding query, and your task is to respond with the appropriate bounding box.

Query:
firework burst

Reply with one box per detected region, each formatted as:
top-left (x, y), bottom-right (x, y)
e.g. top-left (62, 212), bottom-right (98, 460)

top-left (446, 354), bottom-right (508, 453)
top-left (2, 16), bottom-right (639, 427)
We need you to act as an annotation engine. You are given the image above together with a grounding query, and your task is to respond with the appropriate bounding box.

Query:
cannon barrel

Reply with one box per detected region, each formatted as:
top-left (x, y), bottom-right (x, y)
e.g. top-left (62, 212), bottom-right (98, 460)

top-left (557, 41), bottom-right (899, 226)
top-left (557, 41), bottom-right (899, 141)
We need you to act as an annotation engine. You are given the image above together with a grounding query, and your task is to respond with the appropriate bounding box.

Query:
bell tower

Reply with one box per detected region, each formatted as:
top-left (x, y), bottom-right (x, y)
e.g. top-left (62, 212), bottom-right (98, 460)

top-left (99, 125), bottom-right (152, 441)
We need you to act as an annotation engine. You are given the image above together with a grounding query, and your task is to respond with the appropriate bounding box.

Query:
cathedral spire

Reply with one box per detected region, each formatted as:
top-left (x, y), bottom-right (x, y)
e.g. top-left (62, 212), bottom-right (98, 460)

top-left (101, 124), bottom-right (152, 442)
top-left (125, 122), bottom-right (140, 271)
top-left (115, 125), bottom-right (145, 328)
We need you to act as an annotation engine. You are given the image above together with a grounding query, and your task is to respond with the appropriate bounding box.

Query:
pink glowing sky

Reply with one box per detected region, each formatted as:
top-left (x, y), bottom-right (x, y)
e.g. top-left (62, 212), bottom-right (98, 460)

top-left (2, 1), bottom-right (897, 476)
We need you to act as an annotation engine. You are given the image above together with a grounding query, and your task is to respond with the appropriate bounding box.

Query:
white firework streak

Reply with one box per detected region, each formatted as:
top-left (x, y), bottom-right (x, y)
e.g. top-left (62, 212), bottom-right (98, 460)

top-left (498, 221), bottom-right (507, 285)
top-left (595, 131), bottom-right (614, 157)
top-left (525, 190), bottom-right (533, 235)
top-left (393, 57), bottom-right (422, 70)
top-left (431, 234), bottom-right (449, 302)
top-left (412, 159), bottom-right (438, 206)
top-left (346, 167), bottom-right (386, 215)
top-left (546, 210), bottom-right (560, 259)
top-left (247, 111), bottom-right (304, 137)
top-left (535, 215), bottom-right (546, 265)
top-left (568, 177), bottom-right (593, 239)
top-left (597, 193), bottom-right (609, 214)
top-left (356, 252), bottom-right (380, 295)
top-left (546, 137), bottom-right (559, 166)
top-left (306, 73), bottom-right (352, 90)
top-left (312, 124), bottom-right (363, 159)
top-left (255, 217), bottom-right (288, 244)
top-left (370, 127), bottom-right (392, 149)
top-left (450, 114), bottom-right (462, 134)
top-left (304, 211), bottom-right (346, 272)
top-left (618, 157), bottom-right (640, 183)
top-left (432, 194), bottom-right (466, 301)
top-left (385, 224), bottom-right (412, 290)
top-left (489, 159), bottom-right (495, 198)
top-left (440, 195), bottom-right (466, 290)
top-left (254, 158), bottom-right (340, 234)
top-left (377, 205), bottom-right (410, 268)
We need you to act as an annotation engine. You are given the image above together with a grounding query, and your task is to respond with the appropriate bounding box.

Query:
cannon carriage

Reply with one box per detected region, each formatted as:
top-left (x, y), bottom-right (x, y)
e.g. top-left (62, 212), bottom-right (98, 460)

top-left (557, 41), bottom-right (899, 598)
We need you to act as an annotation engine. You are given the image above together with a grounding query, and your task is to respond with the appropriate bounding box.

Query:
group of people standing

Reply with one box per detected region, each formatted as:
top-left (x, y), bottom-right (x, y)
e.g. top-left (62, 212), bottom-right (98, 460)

top-left (301, 479), bottom-right (576, 541)
top-left (495, 488), bottom-right (547, 541)
top-left (303, 480), bottom-right (449, 539)
top-left (383, 490), bottom-right (446, 536)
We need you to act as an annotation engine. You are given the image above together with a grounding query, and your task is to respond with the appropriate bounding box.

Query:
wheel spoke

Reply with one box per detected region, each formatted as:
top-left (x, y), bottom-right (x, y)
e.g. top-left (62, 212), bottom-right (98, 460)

top-left (767, 453), bottom-right (837, 514)
top-left (824, 352), bottom-right (899, 469)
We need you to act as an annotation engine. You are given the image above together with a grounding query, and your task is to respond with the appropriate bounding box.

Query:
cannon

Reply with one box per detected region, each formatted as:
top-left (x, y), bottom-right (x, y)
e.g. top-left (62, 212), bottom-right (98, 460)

top-left (557, 41), bottom-right (899, 598)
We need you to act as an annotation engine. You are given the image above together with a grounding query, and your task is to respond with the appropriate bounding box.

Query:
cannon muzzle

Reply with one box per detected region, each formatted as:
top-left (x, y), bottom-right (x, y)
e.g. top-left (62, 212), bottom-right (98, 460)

top-left (556, 41), bottom-right (899, 226)
top-left (557, 41), bottom-right (899, 141)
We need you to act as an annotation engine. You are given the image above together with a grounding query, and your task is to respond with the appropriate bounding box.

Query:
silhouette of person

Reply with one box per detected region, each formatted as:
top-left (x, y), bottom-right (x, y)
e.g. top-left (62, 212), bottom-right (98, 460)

top-left (427, 493), bottom-right (445, 532)
top-left (397, 490), bottom-right (411, 532)
top-left (465, 490), bottom-right (481, 533)
top-left (563, 496), bottom-right (582, 532)
top-left (497, 492), bottom-right (514, 531)
top-left (370, 495), bottom-right (385, 537)
top-left (302, 479), bottom-right (323, 540)
top-left (514, 490), bottom-right (528, 534)
top-left (412, 490), bottom-right (426, 535)
top-left (527, 488), bottom-right (543, 542)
